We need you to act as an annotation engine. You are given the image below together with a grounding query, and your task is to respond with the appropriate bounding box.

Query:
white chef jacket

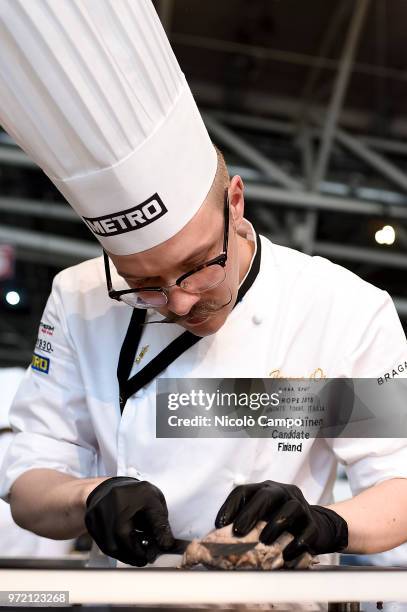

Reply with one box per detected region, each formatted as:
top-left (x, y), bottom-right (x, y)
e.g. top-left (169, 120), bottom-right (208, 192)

top-left (1, 223), bottom-right (407, 560)
top-left (0, 368), bottom-right (73, 556)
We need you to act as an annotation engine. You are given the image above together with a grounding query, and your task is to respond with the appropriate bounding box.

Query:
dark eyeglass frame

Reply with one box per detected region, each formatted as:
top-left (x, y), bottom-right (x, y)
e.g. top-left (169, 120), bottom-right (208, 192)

top-left (103, 189), bottom-right (230, 306)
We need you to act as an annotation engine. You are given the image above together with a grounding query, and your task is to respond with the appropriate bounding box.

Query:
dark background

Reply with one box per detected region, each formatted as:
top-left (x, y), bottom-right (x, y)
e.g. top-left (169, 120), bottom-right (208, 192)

top-left (0, 0), bottom-right (406, 366)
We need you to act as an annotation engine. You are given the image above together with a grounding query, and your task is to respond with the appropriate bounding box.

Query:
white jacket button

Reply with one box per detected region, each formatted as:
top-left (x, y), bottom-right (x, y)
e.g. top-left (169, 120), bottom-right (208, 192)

top-left (252, 314), bottom-right (263, 325)
top-left (127, 467), bottom-right (141, 479)
top-left (233, 474), bottom-right (248, 486)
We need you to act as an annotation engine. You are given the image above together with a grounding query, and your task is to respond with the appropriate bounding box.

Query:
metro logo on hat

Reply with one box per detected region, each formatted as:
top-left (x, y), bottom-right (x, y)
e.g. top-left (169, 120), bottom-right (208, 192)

top-left (0, 0), bottom-right (217, 255)
top-left (82, 194), bottom-right (168, 238)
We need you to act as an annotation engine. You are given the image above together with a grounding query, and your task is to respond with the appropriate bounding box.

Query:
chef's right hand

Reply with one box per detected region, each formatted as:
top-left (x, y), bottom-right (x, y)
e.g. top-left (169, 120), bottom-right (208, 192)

top-left (84, 476), bottom-right (175, 566)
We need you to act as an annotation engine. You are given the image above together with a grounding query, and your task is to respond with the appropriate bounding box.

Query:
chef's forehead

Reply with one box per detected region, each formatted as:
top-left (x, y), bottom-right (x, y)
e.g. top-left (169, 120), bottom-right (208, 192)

top-left (107, 194), bottom-right (224, 278)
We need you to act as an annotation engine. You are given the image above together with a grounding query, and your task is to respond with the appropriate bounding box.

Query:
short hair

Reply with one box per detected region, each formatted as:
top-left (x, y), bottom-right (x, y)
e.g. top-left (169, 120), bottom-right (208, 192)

top-left (209, 144), bottom-right (230, 210)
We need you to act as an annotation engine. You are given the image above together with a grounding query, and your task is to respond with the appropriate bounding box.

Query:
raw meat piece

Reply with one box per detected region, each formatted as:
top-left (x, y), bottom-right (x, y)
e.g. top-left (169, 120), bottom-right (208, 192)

top-left (181, 521), bottom-right (316, 570)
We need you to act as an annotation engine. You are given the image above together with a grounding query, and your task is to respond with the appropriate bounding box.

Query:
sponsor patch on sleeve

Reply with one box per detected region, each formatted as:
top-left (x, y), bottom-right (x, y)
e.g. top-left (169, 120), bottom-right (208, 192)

top-left (31, 352), bottom-right (50, 374)
top-left (35, 337), bottom-right (54, 354)
top-left (39, 321), bottom-right (54, 336)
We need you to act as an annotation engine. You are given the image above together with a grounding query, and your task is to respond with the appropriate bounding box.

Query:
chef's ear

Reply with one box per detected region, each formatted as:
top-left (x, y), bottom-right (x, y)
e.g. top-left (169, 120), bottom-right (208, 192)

top-left (228, 176), bottom-right (245, 230)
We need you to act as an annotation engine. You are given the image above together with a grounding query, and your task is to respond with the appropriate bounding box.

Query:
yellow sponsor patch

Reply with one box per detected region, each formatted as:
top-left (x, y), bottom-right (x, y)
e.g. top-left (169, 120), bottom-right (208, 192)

top-left (31, 352), bottom-right (50, 374)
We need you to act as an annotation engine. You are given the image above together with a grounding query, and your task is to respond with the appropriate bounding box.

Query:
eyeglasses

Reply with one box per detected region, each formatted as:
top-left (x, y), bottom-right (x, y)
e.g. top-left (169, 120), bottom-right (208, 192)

top-left (104, 189), bottom-right (230, 309)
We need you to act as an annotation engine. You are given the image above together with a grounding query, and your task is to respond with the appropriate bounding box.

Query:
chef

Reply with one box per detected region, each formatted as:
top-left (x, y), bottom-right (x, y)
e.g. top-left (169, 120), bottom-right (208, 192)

top-left (1, 0), bottom-right (407, 568)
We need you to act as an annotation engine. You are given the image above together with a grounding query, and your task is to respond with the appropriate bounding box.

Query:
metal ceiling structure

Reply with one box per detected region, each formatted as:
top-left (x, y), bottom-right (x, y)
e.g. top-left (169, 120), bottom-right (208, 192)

top-left (0, 0), bottom-right (406, 366)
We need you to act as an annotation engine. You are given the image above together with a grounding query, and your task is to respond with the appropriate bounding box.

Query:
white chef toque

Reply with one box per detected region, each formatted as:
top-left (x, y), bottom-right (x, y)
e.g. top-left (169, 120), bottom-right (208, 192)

top-left (0, 0), bottom-right (217, 255)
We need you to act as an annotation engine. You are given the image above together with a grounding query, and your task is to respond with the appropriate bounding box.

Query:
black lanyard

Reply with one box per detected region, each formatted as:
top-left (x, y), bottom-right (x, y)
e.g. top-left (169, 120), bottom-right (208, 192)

top-left (117, 231), bottom-right (262, 413)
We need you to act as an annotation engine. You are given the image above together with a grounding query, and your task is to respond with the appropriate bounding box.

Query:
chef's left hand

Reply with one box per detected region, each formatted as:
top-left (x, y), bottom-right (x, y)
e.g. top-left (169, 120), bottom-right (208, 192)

top-left (215, 480), bottom-right (348, 560)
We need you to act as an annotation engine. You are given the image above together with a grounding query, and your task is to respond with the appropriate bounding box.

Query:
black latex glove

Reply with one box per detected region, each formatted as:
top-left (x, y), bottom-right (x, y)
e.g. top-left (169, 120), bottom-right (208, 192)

top-left (215, 480), bottom-right (348, 561)
top-left (85, 476), bottom-right (175, 566)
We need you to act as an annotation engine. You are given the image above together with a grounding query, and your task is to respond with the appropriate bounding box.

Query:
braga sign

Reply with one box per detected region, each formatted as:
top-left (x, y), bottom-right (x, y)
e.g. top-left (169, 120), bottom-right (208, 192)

top-left (82, 194), bottom-right (167, 237)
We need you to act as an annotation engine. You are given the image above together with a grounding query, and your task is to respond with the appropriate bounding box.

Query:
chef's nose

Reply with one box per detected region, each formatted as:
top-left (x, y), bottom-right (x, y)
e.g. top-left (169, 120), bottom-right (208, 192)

top-left (166, 285), bottom-right (201, 316)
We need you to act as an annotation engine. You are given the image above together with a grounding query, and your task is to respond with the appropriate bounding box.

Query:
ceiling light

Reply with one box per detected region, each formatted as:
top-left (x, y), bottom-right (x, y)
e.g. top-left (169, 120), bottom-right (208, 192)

top-left (5, 290), bottom-right (21, 306)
